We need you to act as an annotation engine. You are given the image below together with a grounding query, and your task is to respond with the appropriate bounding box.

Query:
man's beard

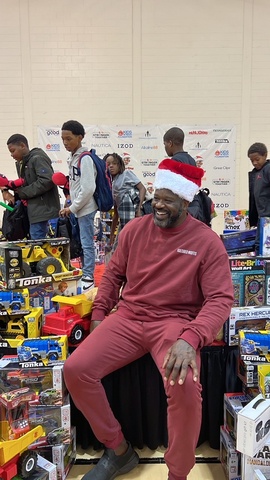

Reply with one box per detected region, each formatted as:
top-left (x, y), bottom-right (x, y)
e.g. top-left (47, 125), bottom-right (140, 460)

top-left (153, 207), bottom-right (184, 228)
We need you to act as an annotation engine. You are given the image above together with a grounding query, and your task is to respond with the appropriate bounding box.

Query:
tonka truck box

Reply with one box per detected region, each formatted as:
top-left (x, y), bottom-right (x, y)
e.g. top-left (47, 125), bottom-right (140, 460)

top-left (0, 361), bottom-right (68, 406)
top-left (229, 257), bottom-right (266, 308)
top-left (17, 335), bottom-right (68, 365)
top-left (220, 426), bottom-right (241, 480)
top-left (238, 357), bottom-right (261, 387)
top-left (0, 243), bottom-right (23, 289)
top-left (28, 271), bottom-right (82, 315)
top-left (236, 394), bottom-right (270, 457)
top-left (0, 238), bottom-right (80, 290)
top-left (224, 306), bottom-right (270, 346)
top-left (29, 426), bottom-right (76, 480)
top-left (239, 330), bottom-right (270, 360)
top-left (242, 441), bottom-right (270, 480)
top-left (224, 392), bottom-right (251, 440)
top-left (0, 307), bottom-right (43, 340)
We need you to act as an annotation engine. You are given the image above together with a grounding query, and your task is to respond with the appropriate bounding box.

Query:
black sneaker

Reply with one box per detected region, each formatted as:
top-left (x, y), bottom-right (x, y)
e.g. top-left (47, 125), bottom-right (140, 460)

top-left (81, 442), bottom-right (139, 480)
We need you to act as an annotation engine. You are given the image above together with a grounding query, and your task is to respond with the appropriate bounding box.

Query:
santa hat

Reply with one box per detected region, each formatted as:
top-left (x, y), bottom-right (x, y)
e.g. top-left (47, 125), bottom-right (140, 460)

top-left (154, 159), bottom-right (204, 202)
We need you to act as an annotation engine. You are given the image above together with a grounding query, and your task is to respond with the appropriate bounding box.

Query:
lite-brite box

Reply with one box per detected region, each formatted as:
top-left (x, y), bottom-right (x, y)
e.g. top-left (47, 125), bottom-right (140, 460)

top-left (221, 229), bottom-right (256, 255)
top-left (242, 441), bottom-right (270, 480)
top-left (236, 394), bottom-right (270, 457)
top-left (258, 364), bottom-right (270, 399)
top-left (224, 209), bottom-right (250, 233)
top-left (260, 217), bottom-right (270, 256)
top-left (224, 306), bottom-right (270, 346)
top-left (220, 426), bottom-right (241, 480)
top-left (229, 257), bottom-right (266, 307)
top-left (224, 392), bottom-right (251, 440)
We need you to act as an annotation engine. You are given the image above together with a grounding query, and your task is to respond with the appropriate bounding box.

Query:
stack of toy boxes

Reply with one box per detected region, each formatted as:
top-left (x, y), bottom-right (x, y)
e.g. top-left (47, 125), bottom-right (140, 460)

top-left (0, 239), bottom-right (83, 316)
top-left (220, 392), bottom-right (251, 479)
top-left (223, 210), bottom-right (250, 234)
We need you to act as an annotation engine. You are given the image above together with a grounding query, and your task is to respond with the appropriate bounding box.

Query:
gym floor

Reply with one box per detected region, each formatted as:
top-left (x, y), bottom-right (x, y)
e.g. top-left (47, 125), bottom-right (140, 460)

top-left (68, 442), bottom-right (226, 479)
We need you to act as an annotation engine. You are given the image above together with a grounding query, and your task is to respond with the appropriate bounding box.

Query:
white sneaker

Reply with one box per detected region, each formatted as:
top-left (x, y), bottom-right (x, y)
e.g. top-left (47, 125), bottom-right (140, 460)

top-left (81, 277), bottom-right (94, 292)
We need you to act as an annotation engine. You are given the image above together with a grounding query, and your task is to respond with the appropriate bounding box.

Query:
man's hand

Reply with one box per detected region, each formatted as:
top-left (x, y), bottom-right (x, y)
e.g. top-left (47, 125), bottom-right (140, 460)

top-left (59, 207), bottom-right (71, 217)
top-left (90, 320), bottom-right (102, 333)
top-left (162, 339), bottom-right (198, 386)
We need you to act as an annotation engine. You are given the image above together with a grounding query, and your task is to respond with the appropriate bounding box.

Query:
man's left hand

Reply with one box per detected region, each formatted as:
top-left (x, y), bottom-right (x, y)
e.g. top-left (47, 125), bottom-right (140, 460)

top-left (163, 338), bottom-right (198, 386)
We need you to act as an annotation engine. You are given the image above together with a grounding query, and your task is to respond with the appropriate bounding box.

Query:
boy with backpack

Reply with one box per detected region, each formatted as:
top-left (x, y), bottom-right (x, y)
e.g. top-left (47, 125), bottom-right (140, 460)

top-left (60, 120), bottom-right (98, 292)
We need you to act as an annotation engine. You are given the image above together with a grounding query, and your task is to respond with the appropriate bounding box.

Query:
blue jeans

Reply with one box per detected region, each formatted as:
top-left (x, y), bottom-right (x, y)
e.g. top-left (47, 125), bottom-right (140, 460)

top-left (78, 210), bottom-right (97, 279)
top-left (30, 221), bottom-right (48, 240)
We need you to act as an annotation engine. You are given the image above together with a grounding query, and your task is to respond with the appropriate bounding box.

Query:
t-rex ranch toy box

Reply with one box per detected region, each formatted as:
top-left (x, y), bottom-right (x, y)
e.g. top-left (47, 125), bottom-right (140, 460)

top-left (229, 256), bottom-right (267, 307)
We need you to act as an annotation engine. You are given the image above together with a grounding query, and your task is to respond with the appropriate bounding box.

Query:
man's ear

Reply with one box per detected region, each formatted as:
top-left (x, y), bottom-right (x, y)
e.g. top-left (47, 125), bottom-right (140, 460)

top-left (183, 199), bottom-right (189, 211)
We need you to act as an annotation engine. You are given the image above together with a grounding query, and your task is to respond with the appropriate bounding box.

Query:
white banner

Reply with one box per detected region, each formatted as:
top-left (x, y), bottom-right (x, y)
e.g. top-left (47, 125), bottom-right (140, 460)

top-left (38, 124), bottom-right (236, 212)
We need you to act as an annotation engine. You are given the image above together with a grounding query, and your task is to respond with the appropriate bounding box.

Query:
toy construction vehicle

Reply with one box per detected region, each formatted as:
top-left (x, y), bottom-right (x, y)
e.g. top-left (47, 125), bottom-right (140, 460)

top-left (42, 294), bottom-right (94, 345)
top-left (0, 387), bottom-right (45, 480)
top-left (0, 238), bottom-right (71, 284)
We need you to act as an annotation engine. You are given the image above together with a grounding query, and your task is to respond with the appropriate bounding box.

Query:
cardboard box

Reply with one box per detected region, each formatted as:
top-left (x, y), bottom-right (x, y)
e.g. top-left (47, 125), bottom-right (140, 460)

top-left (221, 229), bottom-right (256, 255)
top-left (220, 425), bottom-right (241, 480)
top-left (224, 392), bottom-right (251, 439)
top-left (238, 357), bottom-right (262, 387)
top-left (30, 427), bottom-right (76, 480)
top-left (260, 218), bottom-right (270, 257)
top-left (236, 394), bottom-right (270, 456)
top-left (229, 257), bottom-right (266, 307)
top-left (258, 364), bottom-right (270, 399)
top-left (28, 275), bottom-right (82, 314)
top-left (239, 330), bottom-right (270, 359)
top-left (242, 440), bottom-right (270, 479)
top-left (224, 306), bottom-right (270, 346)
top-left (224, 210), bottom-right (250, 232)
top-left (254, 470), bottom-right (269, 480)
top-left (29, 404), bottom-right (71, 442)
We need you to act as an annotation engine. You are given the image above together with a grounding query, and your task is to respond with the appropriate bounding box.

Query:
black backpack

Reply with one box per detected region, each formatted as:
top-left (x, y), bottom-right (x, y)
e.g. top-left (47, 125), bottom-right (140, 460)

top-left (188, 189), bottom-right (213, 227)
top-left (55, 214), bottom-right (83, 259)
top-left (2, 201), bottom-right (29, 240)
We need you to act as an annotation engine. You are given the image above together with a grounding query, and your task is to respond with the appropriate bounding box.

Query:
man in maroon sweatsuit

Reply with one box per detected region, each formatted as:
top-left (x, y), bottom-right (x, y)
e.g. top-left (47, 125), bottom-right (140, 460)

top-left (64, 159), bottom-right (234, 480)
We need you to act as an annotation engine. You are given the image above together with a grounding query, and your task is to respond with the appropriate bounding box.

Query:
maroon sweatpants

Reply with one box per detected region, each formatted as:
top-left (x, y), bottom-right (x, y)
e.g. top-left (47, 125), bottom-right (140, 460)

top-left (64, 312), bottom-right (202, 478)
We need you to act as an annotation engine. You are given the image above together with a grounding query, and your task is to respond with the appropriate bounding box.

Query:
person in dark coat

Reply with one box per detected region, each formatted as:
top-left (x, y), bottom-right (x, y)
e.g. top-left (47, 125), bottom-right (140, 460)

top-left (6, 134), bottom-right (60, 239)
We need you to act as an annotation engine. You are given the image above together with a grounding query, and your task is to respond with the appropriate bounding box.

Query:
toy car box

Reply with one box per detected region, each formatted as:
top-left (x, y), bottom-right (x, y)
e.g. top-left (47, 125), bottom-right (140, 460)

top-left (236, 394), bottom-right (270, 457)
top-left (239, 330), bottom-right (270, 360)
top-left (30, 426), bottom-right (76, 480)
top-left (29, 404), bottom-right (71, 444)
top-left (224, 306), bottom-right (270, 346)
top-left (16, 335), bottom-right (68, 365)
top-left (229, 256), bottom-right (266, 308)
top-left (0, 360), bottom-right (68, 405)
top-left (224, 392), bottom-right (251, 440)
top-left (220, 425), bottom-right (241, 480)
top-left (242, 440), bottom-right (270, 480)
top-left (220, 229), bottom-right (256, 255)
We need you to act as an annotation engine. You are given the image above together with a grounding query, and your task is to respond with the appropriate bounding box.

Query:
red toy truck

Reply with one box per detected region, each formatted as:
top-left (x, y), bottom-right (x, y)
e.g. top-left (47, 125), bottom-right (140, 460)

top-left (42, 306), bottom-right (91, 345)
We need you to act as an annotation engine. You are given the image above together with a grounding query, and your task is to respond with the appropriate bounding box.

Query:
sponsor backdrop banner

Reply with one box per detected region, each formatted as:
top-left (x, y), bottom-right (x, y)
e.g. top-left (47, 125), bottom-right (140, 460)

top-left (38, 125), bottom-right (236, 212)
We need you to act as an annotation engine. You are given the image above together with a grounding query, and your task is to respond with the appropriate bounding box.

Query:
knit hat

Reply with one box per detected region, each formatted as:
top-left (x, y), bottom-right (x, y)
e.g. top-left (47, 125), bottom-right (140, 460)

top-left (154, 159), bottom-right (204, 202)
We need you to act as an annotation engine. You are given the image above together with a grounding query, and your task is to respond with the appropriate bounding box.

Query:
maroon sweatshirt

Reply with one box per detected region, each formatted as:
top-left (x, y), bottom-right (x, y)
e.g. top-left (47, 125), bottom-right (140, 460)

top-left (92, 214), bottom-right (234, 350)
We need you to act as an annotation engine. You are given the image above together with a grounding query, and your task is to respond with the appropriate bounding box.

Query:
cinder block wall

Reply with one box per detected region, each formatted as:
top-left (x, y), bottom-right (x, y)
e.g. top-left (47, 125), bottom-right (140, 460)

top-left (0, 0), bottom-right (270, 233)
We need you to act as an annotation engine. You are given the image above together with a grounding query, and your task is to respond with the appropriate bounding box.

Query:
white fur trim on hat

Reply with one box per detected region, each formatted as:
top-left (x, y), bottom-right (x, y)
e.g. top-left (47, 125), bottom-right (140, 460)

top-left (154, 169), bottom-right (199, 202)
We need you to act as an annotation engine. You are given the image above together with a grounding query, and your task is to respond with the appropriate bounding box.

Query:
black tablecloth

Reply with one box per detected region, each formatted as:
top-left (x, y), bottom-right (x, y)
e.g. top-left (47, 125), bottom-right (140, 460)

top-left (71, 344), bottom-right (241, 451)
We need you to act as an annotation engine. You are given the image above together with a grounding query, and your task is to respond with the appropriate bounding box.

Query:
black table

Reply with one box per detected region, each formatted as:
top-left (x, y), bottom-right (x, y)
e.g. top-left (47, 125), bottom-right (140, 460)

top-left (71, 344), bottom-right (241, 451)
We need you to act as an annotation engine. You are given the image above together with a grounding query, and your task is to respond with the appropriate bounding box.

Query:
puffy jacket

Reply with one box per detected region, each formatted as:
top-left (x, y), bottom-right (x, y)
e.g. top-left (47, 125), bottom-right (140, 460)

top-left (16, 148), bottom-right (60, 223)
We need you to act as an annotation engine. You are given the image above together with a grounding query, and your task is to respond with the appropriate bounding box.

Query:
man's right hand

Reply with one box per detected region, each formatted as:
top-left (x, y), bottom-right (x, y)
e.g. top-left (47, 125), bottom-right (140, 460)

top-left (90, 320), bottom-right (102, 333)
